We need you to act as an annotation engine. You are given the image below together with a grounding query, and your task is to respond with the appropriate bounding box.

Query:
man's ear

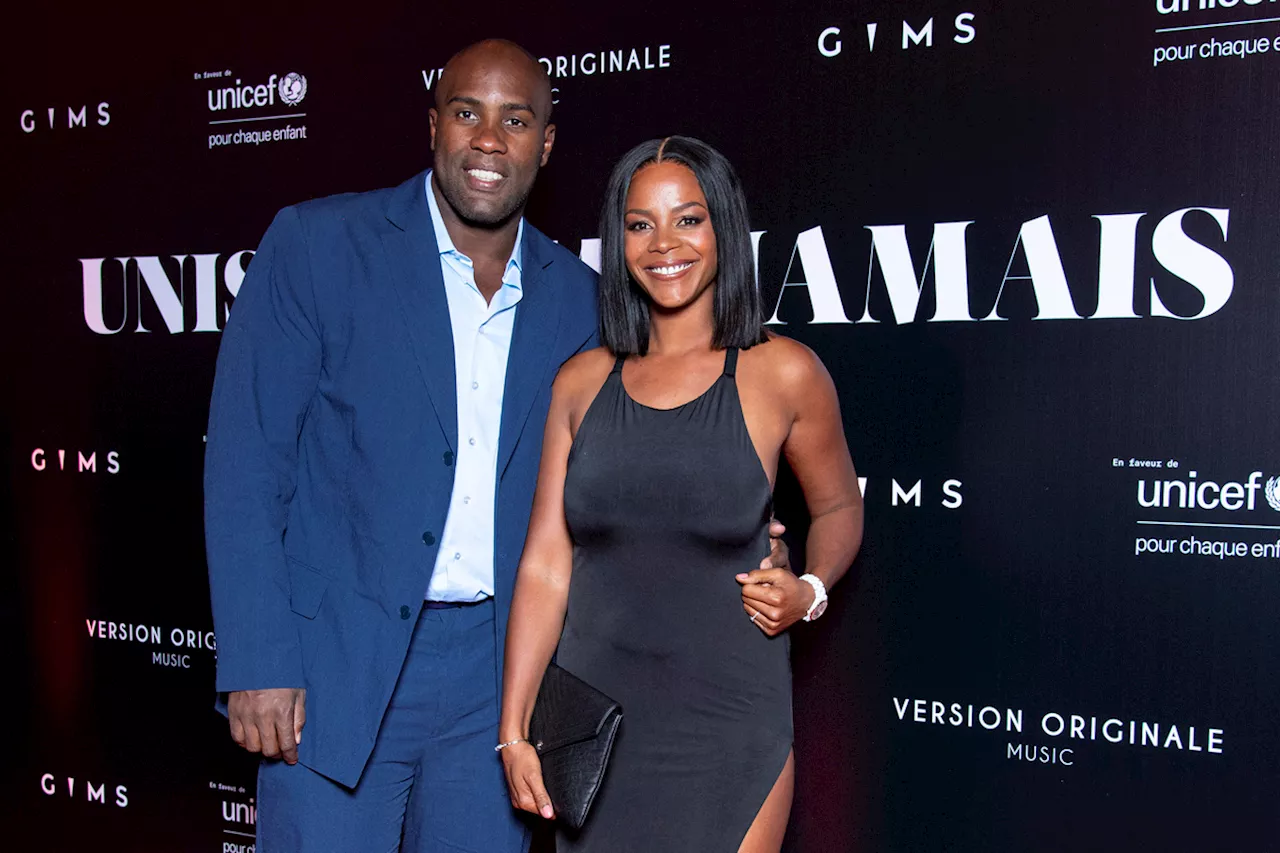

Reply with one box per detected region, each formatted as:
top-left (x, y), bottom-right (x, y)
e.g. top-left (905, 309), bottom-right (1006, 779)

top-left (428, 108), bottom-right (438, 152)
top-left (540, 122), bottom-right (556, 167)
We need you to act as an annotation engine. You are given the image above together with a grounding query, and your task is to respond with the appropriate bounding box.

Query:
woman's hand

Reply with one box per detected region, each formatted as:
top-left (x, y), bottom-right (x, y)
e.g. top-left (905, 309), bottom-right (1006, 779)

top-left (501, 741), bottom-right (555, 820)
top-left (735, 568), bottom-right (815, 636)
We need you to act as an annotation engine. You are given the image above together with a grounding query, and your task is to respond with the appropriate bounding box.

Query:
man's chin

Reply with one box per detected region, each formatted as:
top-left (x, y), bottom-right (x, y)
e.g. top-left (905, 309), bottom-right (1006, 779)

top-left (436, 171), bottom-right (533, 230)
top-left (453, 198), bottom-right (524, 230)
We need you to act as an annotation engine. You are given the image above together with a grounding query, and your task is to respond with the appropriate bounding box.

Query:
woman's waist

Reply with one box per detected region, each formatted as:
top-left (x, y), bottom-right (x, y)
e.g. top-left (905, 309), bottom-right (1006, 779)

top-left (570, 531), bottom-right (769, 565)
top-left (563, 582), bottom-right (789, 661)
top-left (558, 617), bottom-right (791, 690)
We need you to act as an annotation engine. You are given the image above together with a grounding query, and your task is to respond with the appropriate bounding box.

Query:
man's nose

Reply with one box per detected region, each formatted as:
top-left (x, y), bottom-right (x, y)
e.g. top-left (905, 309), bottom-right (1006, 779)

top-left (471, 123), bottom-right (507, 154)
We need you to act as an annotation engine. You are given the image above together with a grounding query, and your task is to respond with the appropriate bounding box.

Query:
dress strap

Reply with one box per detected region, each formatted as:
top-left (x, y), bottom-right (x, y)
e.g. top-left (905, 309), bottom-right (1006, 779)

top-left (723, 347), bottom-right (739, 377)
top-left (610, 354), bottom-right (627, 375)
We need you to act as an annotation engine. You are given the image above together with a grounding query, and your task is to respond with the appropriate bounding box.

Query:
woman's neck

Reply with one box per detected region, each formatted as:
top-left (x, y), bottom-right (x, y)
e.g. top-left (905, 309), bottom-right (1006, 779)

top-left (646, 290), bottom-right (715, 357)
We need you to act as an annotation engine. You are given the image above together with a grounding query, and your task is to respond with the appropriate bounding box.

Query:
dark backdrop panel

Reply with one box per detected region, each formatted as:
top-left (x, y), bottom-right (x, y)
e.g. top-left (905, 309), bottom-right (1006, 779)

top-left (4, 1), bottom-right (1278, 850)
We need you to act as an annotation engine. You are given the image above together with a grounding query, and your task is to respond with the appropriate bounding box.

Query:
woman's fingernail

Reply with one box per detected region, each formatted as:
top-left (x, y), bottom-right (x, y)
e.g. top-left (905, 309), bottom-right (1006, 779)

top-left (541, 805), bottom-right (554, 818)
top-left (736, 573), bottom-right (748, 580)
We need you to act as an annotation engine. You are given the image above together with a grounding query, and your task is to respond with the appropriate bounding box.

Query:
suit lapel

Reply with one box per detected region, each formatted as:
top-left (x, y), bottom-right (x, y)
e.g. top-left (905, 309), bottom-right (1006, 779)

top-left (381, 173), bottom-right (458, 451)
top-left (498, 228), bottom-right (563, 478)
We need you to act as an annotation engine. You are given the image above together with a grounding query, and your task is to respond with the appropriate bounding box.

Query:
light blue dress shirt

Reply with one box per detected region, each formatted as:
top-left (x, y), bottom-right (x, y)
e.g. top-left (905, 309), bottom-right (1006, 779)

top-left (424, 171), bottom-right (524, 601)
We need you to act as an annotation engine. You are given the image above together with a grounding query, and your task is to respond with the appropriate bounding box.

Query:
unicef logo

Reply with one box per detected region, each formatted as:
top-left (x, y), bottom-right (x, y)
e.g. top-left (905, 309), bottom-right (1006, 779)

top-left (278, 72), bottom-right (308, 107)
top-left (1265, 476), bottom-right (1280, 512)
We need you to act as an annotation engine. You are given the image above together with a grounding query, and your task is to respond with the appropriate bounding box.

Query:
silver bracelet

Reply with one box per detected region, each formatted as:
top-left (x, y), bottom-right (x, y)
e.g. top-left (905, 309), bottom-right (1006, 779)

top-left (494, 737), bottom-right (529, 753)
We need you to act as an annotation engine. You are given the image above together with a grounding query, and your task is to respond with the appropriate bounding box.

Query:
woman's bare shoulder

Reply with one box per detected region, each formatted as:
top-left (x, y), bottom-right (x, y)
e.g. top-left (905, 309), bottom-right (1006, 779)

top-left (742, 332), bottom-right (831, 390)
top-left (553, 347), bottom-right (617, 406)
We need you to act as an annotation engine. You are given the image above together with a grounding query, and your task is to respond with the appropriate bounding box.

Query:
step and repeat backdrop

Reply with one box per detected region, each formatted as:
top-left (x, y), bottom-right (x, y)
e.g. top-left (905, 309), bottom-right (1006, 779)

top-left (4, 1), bottom-right (1278, 850)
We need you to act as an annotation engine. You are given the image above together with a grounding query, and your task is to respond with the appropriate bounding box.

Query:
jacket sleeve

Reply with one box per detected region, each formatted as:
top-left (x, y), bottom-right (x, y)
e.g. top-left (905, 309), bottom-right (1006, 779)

top-left (204, 205), bottom-right (320, 693)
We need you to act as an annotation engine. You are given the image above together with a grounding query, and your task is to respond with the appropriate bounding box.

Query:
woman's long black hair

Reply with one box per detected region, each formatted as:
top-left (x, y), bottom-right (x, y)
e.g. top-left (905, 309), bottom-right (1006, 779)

top-left (597, 135), bottom-right (767, 356)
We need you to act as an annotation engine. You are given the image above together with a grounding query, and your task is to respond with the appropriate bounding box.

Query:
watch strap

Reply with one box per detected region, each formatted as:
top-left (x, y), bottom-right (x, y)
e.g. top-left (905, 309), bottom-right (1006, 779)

top-left (798, 573), bottom-right (827, 622)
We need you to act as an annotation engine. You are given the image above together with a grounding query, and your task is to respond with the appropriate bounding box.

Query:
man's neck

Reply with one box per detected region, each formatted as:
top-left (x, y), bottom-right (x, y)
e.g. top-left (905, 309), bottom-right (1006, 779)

top-left (430, 175), bottom-right (522, 266)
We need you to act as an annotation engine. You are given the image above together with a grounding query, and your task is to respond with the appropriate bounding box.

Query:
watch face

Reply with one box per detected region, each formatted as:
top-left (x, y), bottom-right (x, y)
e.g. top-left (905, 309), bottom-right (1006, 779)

top-left (810, 600), bottom-right (828, 621)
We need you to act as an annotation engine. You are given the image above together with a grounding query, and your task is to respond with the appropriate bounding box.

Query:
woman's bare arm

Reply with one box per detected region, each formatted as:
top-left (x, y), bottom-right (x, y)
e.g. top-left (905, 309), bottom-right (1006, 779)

top-left (738, 339), bottom-right (863, 634)
top-left (781, 344), bottom-right (863, 590)
top-left (501, 370), bottom-right (577, 743)
top-left (499, 350), bottom-right (611, 818)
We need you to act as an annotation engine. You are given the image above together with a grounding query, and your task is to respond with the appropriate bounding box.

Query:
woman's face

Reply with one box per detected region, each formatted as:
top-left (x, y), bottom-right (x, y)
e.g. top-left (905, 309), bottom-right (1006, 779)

top-left (623, 161), bottom-right (719, 313)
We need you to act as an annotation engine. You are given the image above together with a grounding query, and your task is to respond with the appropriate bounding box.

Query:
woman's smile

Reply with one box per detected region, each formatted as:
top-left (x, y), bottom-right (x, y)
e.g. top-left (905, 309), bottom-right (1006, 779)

top-left (643, 259), bottom-right (698, 279)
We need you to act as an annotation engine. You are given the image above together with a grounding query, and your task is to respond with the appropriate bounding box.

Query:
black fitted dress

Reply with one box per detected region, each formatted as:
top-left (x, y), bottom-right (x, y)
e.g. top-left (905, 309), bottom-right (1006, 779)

top-left (557, 348), bottom-right (792, 852)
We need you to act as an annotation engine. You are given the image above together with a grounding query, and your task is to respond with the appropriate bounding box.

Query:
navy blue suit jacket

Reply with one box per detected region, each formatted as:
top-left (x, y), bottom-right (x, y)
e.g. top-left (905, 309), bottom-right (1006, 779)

top-left (204, 171), bottom-right (598, 787)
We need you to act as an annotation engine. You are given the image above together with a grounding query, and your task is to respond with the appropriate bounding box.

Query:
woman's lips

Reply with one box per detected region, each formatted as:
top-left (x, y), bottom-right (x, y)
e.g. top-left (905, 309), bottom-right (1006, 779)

top-left (644, 260), bottom-right (696, 280)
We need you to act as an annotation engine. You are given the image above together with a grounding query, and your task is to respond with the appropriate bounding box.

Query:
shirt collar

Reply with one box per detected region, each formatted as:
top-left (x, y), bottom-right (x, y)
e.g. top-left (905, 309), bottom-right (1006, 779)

top-left (425, 170), bottom-right (524, 279)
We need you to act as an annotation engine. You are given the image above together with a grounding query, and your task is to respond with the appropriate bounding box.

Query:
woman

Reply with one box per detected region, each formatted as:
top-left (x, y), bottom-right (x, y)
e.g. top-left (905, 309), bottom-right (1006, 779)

top-left (499, 136), bottom-right (863, 852)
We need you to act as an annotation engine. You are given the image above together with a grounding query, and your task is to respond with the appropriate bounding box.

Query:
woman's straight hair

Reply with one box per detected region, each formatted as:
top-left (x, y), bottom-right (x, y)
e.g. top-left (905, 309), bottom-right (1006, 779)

top-left (597, 135), bottom-right (768, 356)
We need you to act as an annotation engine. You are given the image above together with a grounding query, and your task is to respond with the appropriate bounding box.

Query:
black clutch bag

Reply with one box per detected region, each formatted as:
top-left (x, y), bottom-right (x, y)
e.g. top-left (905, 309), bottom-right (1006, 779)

top-left (528, 663), bottom-right (623, 830)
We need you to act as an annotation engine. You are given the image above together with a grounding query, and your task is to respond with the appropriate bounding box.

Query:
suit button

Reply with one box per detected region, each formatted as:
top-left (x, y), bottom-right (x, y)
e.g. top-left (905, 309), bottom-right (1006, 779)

top-left (422, 531), bottom-right (435, 545)
top-left (400, 605), bottom-right (411, 620)
top-left (442, 450), bottom-right (454, 466)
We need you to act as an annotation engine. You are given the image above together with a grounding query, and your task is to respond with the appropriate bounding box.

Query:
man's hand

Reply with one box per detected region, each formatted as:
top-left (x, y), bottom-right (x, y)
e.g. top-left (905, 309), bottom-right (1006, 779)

top-left (735, 568), bottom-right (814, 637)
top-left (227, 688), bottom-right (307, 765)
top-left (761, 519), bottom-right (789, 571)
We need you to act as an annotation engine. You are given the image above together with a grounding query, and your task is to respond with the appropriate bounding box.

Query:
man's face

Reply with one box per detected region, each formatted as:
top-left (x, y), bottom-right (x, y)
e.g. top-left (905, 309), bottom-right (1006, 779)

top-left (429, 49), bottom-right (555, 228)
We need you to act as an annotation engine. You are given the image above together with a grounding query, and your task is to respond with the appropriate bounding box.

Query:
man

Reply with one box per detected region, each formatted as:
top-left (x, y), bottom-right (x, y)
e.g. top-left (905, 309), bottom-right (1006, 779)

top-left (205, 38), bottom-right (787, 852)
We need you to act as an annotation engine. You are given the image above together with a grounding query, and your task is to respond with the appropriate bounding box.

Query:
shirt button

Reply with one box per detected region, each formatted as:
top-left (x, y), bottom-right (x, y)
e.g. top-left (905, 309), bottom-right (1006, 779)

top-left (453, 552), bottom-right (461, 561)
top-left (399, 605), bottom-right (411, 620)
top-left (443, 450), bottom-right (454, 466)
top-left (422, 531), bottom-right (435, 545)
top-left (468, 437), bottom-right (476, 446)
top-left (463, 496), bottom-right (471, 505)
top-left (471, 381), bottom-right (479, 390)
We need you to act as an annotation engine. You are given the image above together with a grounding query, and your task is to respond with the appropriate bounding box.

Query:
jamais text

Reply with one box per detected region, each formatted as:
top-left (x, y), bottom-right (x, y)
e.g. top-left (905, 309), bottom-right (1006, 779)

top-left (80, 206), bottom-right (1233, 333)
